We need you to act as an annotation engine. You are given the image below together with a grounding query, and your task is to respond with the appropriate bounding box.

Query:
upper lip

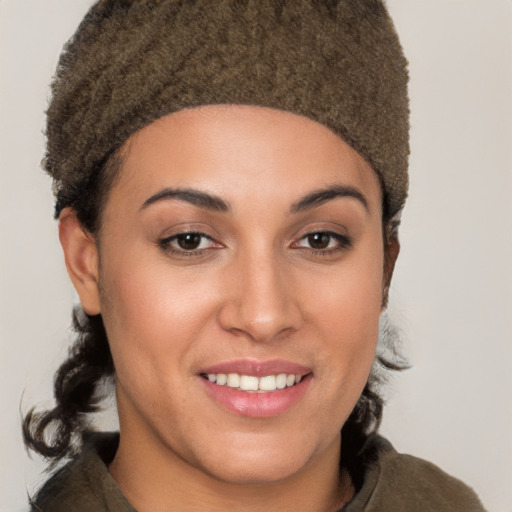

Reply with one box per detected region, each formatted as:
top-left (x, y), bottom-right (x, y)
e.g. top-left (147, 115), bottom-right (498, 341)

top-left (199, 359), bottom-right (312, 377)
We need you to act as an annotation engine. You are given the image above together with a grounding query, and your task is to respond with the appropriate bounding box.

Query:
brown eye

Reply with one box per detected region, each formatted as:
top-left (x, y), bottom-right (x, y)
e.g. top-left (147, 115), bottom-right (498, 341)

top-left (159, 232), bottom-right (219, 253)
top-left (307, 233), bottom-right (332, 249)
top-left (292, 231), bottom-right (352, 254)
top-left (176, 233), bottom-right (203, 250)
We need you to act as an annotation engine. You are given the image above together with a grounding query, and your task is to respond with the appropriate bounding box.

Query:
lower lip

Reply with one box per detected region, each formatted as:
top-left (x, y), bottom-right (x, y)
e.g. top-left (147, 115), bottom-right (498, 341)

top-left (201, 376), bottom-right (311, 418)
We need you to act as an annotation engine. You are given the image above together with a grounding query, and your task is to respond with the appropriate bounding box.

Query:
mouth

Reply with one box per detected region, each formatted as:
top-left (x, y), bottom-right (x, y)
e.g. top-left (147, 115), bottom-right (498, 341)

top-left (200, 372), bottom-right (305, 392)
top-left (198, 360), bottom-right (312, 417)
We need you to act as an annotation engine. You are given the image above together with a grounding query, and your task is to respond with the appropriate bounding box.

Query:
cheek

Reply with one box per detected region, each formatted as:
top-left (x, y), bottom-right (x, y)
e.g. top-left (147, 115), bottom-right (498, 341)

top-left (305, 239), bottom-right (384, 389)
top-left (97, 252), bottom-right (220, 386)
top-left (311, 239), bottom-right (384, 332)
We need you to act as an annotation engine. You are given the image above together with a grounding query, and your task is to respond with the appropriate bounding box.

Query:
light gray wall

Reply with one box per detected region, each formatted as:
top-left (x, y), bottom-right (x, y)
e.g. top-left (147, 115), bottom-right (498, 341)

top-left (1, 1), bottom-right (510, 511)
top-left (380, 4), bottom-right (512, 512)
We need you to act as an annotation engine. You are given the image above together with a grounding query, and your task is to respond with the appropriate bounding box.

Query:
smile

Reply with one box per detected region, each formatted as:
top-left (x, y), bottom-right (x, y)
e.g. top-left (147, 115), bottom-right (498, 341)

top-left (199, 360), bottom-right (312, 417)
top-left (202, 373), bottom-right (303, 392)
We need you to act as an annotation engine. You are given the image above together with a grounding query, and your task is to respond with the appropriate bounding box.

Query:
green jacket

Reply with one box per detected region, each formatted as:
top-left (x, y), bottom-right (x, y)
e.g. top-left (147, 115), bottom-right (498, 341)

top-left (31, 432), bottom-right (486, 512)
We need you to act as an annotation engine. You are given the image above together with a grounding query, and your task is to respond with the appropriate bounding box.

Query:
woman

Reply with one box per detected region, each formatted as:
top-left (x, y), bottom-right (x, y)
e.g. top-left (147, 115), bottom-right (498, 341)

top-left (22, 1), bottom-right (486, 511)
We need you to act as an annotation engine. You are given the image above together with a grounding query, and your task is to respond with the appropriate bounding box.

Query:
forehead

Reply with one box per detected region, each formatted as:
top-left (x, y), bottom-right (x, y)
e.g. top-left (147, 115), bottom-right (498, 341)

top-left (111, 105), bottom-right (382, 213)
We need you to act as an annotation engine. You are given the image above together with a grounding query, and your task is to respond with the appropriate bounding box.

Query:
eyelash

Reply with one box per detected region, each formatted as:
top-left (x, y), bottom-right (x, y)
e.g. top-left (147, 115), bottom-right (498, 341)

top-left (158, 230), bottom-right (352, 258)
top-left (158, 232), bottom-right (221, 257)
top-left (291, 231), bottom-right (352, 256)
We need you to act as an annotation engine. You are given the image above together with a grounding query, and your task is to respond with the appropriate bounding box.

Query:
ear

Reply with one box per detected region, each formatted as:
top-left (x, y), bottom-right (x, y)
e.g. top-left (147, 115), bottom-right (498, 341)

top-left (381, 235), bottom-right (400, 309)
top-left (59, 208), bottom-right (101, 315)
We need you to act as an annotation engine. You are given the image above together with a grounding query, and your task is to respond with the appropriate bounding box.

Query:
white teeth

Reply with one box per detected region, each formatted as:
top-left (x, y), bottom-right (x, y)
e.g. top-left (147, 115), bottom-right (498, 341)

top-left (227, 373), bottom-right (240, 388)
top-left (206, 372), bottom-right (304, 392)
top-left (259, 375), bottom-right (277, 391)
top-left (276, 373), bottom-right (287, 389)
top-left (240, 375), bottom-right (259, 391)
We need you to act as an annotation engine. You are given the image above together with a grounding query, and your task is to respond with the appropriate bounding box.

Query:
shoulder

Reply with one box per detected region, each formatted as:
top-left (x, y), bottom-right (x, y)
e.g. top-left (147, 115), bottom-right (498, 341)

top-left (30, 432), bottom-right (135, 512)
top-left (344, 435), bottom-right (487, 512)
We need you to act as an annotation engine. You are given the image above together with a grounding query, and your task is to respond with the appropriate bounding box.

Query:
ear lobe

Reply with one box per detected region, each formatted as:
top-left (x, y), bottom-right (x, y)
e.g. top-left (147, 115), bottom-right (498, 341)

top-left (59, 208), bottom-right (101, 315)
top-left (382, 236), bottom-right (400, 309)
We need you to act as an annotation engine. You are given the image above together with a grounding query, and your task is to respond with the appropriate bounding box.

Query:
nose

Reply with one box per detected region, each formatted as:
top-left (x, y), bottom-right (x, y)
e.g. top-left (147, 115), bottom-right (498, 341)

top-left (218, 251), bottom-right (304, 343)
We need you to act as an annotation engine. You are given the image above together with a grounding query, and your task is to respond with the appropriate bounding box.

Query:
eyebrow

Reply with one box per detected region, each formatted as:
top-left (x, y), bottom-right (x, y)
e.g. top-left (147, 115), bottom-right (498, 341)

top-left (140, 184), bottom-right (368, 215)
top-left (140, 187), bottom-right (231, 212)
top-left (290, 185), bottom-right (369, 214)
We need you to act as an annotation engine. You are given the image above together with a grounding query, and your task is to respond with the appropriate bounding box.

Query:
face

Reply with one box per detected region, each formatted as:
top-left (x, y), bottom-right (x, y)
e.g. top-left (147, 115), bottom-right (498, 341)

top-left (72, 105), bottom-right (389, 485)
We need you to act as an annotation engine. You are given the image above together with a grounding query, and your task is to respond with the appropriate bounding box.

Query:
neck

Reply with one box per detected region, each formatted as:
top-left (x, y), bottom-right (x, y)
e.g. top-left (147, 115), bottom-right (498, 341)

top-left (109, 425), bottom-right (354, 512)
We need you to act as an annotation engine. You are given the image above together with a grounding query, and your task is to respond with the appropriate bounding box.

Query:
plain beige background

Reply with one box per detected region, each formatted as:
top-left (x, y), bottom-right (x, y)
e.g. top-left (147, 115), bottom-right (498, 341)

top-left (1, 1), bottom-right (511, 511)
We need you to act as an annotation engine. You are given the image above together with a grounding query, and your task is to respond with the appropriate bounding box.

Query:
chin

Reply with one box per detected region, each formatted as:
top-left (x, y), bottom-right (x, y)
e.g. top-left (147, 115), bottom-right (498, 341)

top-left (189, 429), bottom-right (329, 486)
top-left (203, 453), bottom-right (308, 486)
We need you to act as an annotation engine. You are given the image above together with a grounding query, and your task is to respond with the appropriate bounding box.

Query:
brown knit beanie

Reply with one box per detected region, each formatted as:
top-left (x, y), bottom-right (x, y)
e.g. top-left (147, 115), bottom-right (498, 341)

top-left (45, 0), bottom-right (409, 219)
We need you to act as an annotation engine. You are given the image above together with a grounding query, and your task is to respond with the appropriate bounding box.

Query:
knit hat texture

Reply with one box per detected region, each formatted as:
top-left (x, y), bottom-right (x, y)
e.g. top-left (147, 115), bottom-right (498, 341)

top-left (45, 0), bottom-right (409, 217)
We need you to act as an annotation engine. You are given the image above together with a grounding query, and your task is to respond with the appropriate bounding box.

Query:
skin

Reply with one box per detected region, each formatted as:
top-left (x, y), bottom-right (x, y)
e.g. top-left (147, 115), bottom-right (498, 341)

top-left (59, 105), bottom-right (399, 512)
